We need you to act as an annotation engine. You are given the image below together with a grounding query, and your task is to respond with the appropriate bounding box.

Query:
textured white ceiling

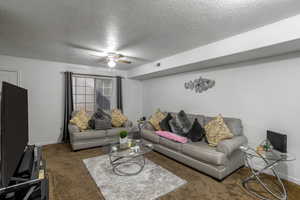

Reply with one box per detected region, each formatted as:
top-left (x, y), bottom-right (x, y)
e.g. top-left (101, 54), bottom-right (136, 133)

top-left (1, 0), bottom-right (300, 70)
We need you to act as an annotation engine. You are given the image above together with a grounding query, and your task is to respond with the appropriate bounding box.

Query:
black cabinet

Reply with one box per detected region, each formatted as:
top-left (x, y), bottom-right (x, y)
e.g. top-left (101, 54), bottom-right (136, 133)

top-left (0, 146), bottom-right (49, 200)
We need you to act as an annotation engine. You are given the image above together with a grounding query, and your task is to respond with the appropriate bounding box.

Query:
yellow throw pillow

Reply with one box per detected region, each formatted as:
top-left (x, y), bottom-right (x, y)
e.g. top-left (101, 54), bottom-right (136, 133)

top-left (148, 109), bottom-right (167, 130)
top-left (111, 109), bottom-right (128, 127)
top-left (204, 114), bottom-right (233, 147)
top-left (69, 110), bottom-right (91, 131)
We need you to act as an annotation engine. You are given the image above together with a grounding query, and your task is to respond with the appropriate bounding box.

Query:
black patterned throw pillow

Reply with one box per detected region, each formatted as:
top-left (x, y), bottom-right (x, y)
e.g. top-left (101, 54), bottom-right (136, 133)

top-left (159, 113), bottom-right (173, 131)
top-left (187, 118), bottom-right (206, 142)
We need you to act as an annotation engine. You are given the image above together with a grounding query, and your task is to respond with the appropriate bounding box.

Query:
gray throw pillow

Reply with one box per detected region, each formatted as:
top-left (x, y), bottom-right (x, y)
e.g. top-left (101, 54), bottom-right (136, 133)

top-left (93, 108), bottom-right (111, 120)
top-left (169, 118), bottom-right (185, 136)
top-left (94, 118), bottom-right (112, 130)
top-left (177, 110), bottom-right (192, 133)
top-left (89, 108), bottom-right (112, 129)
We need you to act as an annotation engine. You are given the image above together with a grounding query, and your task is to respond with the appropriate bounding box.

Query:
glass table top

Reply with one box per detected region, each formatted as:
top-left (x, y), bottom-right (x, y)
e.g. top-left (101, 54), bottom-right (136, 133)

top-left (109, 139), bottom-right (154, 158)
top-left (240, 145), bottom-right (296, 162)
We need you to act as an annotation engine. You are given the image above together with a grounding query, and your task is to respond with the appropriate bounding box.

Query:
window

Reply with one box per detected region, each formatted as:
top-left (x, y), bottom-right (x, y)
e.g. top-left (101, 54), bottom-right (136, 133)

top-left (72, 75), bottom-right (113, 113)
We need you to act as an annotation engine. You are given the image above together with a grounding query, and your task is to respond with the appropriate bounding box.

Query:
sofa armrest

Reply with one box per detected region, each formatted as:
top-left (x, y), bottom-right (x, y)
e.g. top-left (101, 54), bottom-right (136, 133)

top-left (142, 121), bottom-right (155, 131)
top-left (123, 120), bottom-right (133, 128)
top-left (217, 135), bottom-right (248, 157)
top-left (68, 124), bottom-right (80, 134)
top-left (141, 129), bottom-right (160, 143)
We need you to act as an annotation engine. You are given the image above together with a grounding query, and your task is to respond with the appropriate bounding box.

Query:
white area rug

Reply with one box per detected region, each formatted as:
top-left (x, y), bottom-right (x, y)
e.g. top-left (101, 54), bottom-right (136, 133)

top-left (83, 155), bottom-right (186, 200)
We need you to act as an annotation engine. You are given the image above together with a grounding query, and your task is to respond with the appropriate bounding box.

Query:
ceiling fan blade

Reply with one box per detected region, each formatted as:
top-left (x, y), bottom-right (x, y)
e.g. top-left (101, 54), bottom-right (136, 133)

top-left (118, 54), bottom-right (125, 58)
top-left (66, 43), bottom-right (103, 52)
top-left (117, 59), bottom-right (132, 64)
top-left (123, 55), bottom-right (149, 62)
top-left (96, 57), bottom-right (108, 63)
top-left (88, 51), bottom-right (108, 57)
top-left (65, 42), bottom-right (108, 57)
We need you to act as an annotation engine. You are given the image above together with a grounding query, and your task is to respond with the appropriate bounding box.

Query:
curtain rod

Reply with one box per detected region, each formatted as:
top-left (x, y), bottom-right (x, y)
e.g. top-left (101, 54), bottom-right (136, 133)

top-left (65, 72), bottom-right (124, 79)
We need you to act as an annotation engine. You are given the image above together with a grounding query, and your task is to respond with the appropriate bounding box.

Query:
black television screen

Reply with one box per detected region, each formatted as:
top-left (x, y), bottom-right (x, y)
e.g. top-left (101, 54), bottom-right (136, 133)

top-left (1, 82), bottom-right (28, 187)
top-left (267, 130), bottom-right (287, 153)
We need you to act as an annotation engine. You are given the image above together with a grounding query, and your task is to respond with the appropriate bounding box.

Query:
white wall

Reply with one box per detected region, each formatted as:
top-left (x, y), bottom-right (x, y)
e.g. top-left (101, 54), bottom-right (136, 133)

top-left (142, 52), bottom-right (300, 184)
top-left (0, 55), bottom-right (142, 145)
top-left (123, 79), bottom-right (143, 122)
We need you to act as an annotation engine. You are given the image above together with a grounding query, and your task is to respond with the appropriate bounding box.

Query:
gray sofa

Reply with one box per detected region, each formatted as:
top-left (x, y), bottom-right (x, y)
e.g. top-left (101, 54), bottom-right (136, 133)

top-left (68, 121), bottom-right (133, 151)
top-left (141, 112), bottom-right (248, 180)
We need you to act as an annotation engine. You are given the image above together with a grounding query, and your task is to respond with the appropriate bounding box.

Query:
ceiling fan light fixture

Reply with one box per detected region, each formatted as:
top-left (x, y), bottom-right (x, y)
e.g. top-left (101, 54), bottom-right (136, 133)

top-left (108, 59), bottom-right (116, 68)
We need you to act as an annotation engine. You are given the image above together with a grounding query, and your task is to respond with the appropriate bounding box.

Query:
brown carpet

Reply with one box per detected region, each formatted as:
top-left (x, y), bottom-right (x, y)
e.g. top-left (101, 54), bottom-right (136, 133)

top-left (43, 144), bottom-right (300, 200)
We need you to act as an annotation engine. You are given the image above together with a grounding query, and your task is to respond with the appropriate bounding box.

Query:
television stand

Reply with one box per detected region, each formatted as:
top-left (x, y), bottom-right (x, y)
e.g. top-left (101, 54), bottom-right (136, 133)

top-left (0, 145), bottom-right (49, 200)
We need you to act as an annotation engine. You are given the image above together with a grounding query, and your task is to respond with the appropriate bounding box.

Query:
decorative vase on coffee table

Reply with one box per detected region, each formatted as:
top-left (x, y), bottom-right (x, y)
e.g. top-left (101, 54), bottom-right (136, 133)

top-left (119, 130), bottom-right (128, 144)
top-left (119, 136), bottom-right (128, 144)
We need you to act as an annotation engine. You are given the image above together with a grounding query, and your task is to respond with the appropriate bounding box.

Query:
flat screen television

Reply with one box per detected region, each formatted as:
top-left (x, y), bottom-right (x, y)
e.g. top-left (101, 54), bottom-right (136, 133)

top-left (0, 82), bottom-right (29, 188)
top-left (267, 130), bottom-right (287, 153)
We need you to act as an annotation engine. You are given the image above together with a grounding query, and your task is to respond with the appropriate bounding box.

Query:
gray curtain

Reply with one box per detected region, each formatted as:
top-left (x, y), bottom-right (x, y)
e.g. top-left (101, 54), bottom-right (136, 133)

top-left (62, 72), bottom-right (73, 143)
top-left (116, 76), bottom-right (123, 112)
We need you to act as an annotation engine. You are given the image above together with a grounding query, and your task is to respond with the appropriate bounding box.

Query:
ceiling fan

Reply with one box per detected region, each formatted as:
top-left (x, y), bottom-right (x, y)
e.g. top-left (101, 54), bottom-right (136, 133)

top-left (66, 43), bottom-right (149, 68)
top-left (88, 51), bottom-right (133, 68)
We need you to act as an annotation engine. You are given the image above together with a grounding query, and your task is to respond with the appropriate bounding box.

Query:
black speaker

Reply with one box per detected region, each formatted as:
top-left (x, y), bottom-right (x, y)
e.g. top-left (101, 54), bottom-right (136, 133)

top-left (267, 130), bottom-right (287, 153)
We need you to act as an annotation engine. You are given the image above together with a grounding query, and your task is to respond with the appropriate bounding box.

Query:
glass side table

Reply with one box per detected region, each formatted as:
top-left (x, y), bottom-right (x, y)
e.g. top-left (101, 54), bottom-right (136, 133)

top-left (240, 145), bottom-right (295, 200)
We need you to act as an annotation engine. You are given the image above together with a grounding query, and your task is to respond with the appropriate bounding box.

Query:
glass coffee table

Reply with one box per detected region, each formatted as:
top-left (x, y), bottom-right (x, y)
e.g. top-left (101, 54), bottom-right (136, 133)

top-left (240, 145), bottom-right (295, 200)
top-left (108, 140), bottom-right (154, 176)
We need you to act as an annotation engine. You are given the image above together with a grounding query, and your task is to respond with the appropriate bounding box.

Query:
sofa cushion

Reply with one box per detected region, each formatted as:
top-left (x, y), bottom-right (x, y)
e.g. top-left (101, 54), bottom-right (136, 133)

top-left (94, 118), bottom-right (112, 130)
top-left (159, 137), bottom-right (183, 152)
top-left (141, 129), bottom-right (160, 143)
top-left (106, 127), bottom-right (128, 137)
top-left (182, 141), bottom-right (228, 166)
top-left (71, 130), bottom-right (106, 141)
top-left (205, 116), bottom-right (243, 136)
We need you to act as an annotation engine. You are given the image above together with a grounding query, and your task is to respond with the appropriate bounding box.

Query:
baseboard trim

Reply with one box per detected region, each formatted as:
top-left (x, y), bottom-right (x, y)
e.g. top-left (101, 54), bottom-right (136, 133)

top-left (252, 164), bottom-right (300, 185)
top-left (30, 141), bottom-right (60, 146)
top-left (277, 172), bottom-right (300, 185)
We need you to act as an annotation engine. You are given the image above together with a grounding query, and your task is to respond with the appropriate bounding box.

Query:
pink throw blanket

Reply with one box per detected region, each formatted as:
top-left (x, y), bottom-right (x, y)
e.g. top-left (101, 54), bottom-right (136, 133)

top-left (155, 131), bottom-right (188, 143)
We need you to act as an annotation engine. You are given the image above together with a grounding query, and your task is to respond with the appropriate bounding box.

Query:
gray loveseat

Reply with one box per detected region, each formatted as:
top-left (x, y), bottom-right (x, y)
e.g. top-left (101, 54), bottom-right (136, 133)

top-left (68, 121), bottom-right (133, 151)
top-left (141, 112), bottom-right (248, 180)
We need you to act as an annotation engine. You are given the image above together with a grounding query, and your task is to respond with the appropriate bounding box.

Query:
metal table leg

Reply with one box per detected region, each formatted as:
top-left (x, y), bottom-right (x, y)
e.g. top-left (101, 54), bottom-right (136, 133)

top-left (110, 154), bottom-right (146, 176)
top-left (242, 152), bottom-right (287, 200)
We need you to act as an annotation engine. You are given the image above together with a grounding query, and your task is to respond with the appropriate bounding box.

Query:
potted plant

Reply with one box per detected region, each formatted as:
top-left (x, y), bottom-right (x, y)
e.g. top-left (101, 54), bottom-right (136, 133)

top-left (119, 130), bottom-right (128, 144)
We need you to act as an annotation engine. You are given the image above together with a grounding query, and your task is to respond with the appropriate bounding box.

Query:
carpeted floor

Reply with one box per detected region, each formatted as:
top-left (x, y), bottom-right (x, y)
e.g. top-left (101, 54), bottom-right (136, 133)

top-left (43, 144), bottom-right (300, 200)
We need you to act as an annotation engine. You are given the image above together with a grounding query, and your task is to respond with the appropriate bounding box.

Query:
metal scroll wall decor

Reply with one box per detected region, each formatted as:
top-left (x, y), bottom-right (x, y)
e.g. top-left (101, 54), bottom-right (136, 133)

top-left (184, 77), bottom-right (215, 93)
